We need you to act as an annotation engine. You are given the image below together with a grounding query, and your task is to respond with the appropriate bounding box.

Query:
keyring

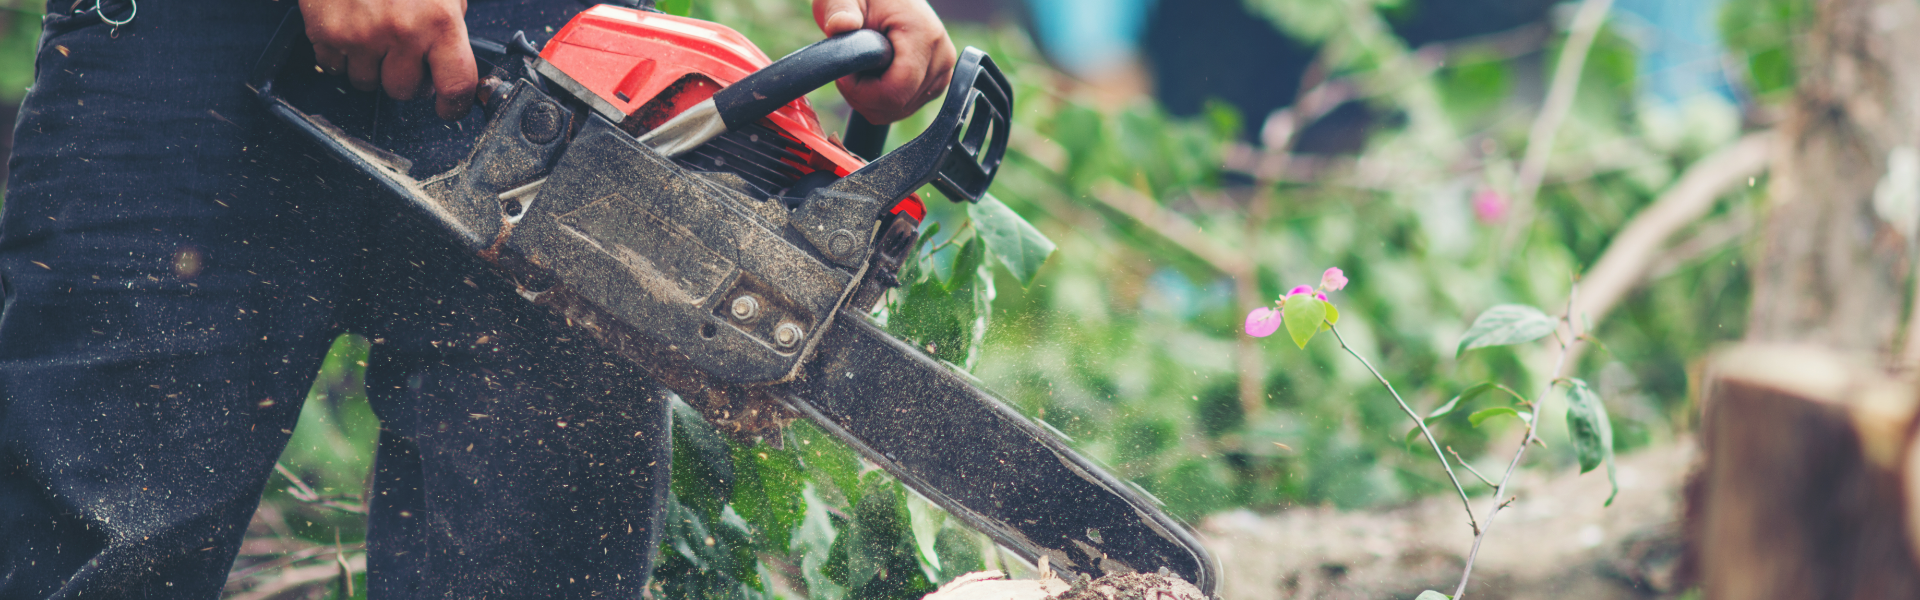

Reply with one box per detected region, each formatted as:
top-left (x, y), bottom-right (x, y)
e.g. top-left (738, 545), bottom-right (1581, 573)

top-left (94, 0), bottom-right (136, 37)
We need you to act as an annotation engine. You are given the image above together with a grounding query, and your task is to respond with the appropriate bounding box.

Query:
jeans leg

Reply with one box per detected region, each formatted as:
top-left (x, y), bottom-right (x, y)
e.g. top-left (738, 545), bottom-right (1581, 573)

top-left (0, 1), bottom-right (375, 597)
top-left (352, 215), bottom-right (672, 600)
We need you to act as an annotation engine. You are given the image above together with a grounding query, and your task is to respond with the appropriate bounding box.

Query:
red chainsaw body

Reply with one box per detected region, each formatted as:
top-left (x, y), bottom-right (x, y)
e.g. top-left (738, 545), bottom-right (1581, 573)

top-left (540, 5), bottom-right (925, 221)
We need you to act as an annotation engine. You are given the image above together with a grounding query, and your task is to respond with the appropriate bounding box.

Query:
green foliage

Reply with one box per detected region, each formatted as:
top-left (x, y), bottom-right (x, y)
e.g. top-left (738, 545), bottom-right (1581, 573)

top-left (1467, 406), bottom-right (1529, 428)
top-left (0, 8), bottom-right (38, 104)
top-left (1720, 0), bottom-right (1813, 98)
top-left (1455, 304), bottom-right (1557, 357)
top-left (1564, 378), bottom-right (1619, 505)
top-left (968, 194), bottom-right (1057, 287)
top-left (656, 0), bottom-right (692, 17)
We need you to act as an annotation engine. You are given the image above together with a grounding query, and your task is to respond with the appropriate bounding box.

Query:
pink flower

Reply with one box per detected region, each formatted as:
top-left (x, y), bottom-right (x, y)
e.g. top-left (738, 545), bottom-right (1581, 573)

top-left (1245, 307), bottom-right (1283, 337)
top-left (1286, 285), bottom-right (1314, 298)
top-left (1473, 189), bottom-right (1508, 223)
top-left (1320, 267), bottom-right (1348, 292)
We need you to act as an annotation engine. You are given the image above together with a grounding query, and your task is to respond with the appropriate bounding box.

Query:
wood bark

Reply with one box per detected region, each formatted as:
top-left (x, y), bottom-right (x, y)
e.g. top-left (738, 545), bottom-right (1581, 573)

top-left (1688, 0), bottom-right (1920, 596)
top-left (1684, 345), bottom-right (1920, 600)
top-left (1746, 0), bottom-right (1920, 353)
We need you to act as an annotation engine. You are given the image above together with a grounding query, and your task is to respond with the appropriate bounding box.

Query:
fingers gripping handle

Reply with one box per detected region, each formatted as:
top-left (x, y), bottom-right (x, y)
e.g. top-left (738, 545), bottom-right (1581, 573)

top-left (711, 29), bottom-right (892, 130)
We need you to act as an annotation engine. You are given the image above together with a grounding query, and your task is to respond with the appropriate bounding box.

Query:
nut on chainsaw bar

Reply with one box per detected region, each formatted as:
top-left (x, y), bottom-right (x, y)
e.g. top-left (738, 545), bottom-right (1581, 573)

top-left (729, 295), bottom-right (761, 322)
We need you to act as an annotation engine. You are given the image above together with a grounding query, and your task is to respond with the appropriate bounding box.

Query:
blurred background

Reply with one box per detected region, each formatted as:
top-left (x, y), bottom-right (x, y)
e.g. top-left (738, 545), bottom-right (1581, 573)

top-left (0, 0), bottom-right (1801, 597)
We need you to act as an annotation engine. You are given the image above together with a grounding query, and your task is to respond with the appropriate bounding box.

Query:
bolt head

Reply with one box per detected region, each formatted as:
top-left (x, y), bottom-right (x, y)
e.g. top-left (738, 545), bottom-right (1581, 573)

top-left (730, 295), bottom-right (760, 321)
top-left (828, 229), bottom-right (857, 259)
top-left (774, 322), bottom-right (804, 348)
top-left (521, 101), bottom-right (563, 145)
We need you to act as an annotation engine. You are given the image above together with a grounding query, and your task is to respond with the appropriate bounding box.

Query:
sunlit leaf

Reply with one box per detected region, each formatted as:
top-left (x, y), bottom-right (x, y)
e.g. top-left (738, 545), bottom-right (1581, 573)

top-left (1283, 293), bottom-right (1325, 349)
top-left (729, 438), bottom-right (806, 551)
top-left (905, 493), bottom-right (946, 573)
top-left (1456, 304), bottom-right (1557, 357)
top-left (1415, 591), bottom-right (1452, 600)
top-left (968, 194), bottom-right (1056, 287)
top-left (1468, 407), bottom-right (1531, 428)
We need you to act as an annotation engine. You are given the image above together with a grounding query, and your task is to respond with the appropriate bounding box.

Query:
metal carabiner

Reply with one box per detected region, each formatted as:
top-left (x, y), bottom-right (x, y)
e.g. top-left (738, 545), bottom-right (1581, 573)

top-left (93, 0), bottom-right (136, 37)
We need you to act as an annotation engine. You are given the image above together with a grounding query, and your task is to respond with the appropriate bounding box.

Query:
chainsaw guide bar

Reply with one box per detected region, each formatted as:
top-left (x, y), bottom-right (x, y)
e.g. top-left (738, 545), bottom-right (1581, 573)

top-left (250, 4), bottom-right (1218, 592)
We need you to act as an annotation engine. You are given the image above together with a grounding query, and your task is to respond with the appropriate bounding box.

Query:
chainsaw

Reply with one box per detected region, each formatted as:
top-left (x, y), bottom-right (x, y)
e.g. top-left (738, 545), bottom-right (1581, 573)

top-left (250, 3), bottom-right (1217, 592)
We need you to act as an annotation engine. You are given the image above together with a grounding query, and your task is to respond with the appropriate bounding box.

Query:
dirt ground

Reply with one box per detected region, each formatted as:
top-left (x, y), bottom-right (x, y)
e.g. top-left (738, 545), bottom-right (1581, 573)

top-left (1196, 441), bottom-right (1695, 600)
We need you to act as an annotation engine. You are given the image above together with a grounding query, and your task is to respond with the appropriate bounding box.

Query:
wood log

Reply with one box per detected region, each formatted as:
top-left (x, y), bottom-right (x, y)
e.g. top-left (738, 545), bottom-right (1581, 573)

top-left (1684, 344), bottom-right (1920, 599)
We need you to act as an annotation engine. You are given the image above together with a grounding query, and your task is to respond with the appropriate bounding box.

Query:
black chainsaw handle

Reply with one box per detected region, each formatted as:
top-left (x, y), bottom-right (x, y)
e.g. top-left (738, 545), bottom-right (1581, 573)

top-left (712, 29), bottom-right (892, 130)
top-left (825, 47), bottom-right (1010, 204)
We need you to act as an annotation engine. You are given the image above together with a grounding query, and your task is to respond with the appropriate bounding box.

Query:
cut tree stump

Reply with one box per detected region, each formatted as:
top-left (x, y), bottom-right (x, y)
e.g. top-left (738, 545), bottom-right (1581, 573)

top-left (1684, 343), bottom-right (1920, 599)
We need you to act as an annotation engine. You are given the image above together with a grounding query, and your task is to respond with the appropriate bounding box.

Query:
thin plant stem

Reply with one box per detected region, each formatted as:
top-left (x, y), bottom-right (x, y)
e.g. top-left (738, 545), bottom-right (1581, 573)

top-left (1448, 446), bottom-right (1497, 488)
top-left (1450, 279), bottom-right (1582, 600)
top-left (1328, 324), bottom-right (1478, 533)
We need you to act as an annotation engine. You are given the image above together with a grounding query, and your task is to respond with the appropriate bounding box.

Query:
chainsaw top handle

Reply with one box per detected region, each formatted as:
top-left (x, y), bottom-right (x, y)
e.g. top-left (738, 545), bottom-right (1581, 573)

top-left (710, 29), bottom-right (891, 131)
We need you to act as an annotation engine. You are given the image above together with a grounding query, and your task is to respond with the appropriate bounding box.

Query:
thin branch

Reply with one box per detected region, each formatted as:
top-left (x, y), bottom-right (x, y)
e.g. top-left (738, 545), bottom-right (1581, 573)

top-left (273, 463), bottom-right (368, 515)
top-left (923, 220), bottom-right (975, 255)
top-left (1501, 0), bottom-right (1617, 250)
top-left (225, 554), bottom-right (366, 600)
top-left (1328, 325), bottom-right (1478, 533)
top-left (1087, 183), bottom-right (1245, 275)
top-left (227, 543), bottom-right (365, 583)
top-left (1575, 132), bottom-right (1772, 327)
top-left (1451, 279), bottom-right (1584, 599)
top-left (1448, 446), bottom-right (1498, 488)
top-left (1562, 131), bottom-right (1772, 368)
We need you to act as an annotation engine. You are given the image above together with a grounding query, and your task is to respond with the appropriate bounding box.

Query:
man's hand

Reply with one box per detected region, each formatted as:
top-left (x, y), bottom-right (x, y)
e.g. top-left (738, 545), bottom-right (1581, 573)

top-left (812, 0), bottom-right (957, 124)
top-left (300, 0), bottom-right (477, 121)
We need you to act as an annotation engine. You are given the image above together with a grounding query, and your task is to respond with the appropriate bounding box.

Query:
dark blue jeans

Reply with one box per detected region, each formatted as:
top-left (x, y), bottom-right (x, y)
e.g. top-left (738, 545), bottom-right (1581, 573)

top-left (0, 0), bottom-right (672, 598)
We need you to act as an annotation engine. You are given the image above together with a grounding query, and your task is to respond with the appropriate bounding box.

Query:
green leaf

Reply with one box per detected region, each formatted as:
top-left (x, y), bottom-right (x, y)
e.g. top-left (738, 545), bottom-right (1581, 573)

top-left (1405, 382), bottom-right (1508, 450)
top-left (656, 0), bottom-right (690, 16)
top-left (905, 493), bottom-right (945, 573)
top-left (1564, 378), bottom-right (1619, 505)
top-left (1415, 591), bottom-right (1452, 600)
top-left (844, 473), bottom-right (935, 598)
top-left (1456, 304), bottom-right (1557, 357)
top-left (1283, 293), bottom-right (1325, 349)
top-left (794, 486), bottom-right (848, 600)
top-left (729, 438), bottom-right (806, 552)
top-left (968, 194), bottom-right (1057, 287)
top-left (926, 239), bottom-right (964, 287)
top-left (1319, 300), bottom-right (1340, 331)
top-left (791, 421), bottom-right (861, 510)
top-left (1468, 407), bottom-right (1532, 428)
top-left (669, 399), bottom-right (734, 524)
top-left (932, 528), bottom-right (985, 582)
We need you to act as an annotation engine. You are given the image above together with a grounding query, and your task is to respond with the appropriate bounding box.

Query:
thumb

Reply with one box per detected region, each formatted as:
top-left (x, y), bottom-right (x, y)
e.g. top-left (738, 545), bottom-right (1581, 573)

top-left (812, 0), bottom-right (865, 35)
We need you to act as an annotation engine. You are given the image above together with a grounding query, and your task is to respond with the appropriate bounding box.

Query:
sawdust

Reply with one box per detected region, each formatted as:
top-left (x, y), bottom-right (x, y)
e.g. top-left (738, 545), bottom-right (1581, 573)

top-left (1047, 570), bottom-right (1210, 600)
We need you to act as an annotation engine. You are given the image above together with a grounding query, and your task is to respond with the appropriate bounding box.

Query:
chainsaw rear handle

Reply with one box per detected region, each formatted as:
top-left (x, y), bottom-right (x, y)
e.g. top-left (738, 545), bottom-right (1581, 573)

top-left (823, 47), bottom-right (1009, 204)
top-left (712, 29), bottom-right (891, 131)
